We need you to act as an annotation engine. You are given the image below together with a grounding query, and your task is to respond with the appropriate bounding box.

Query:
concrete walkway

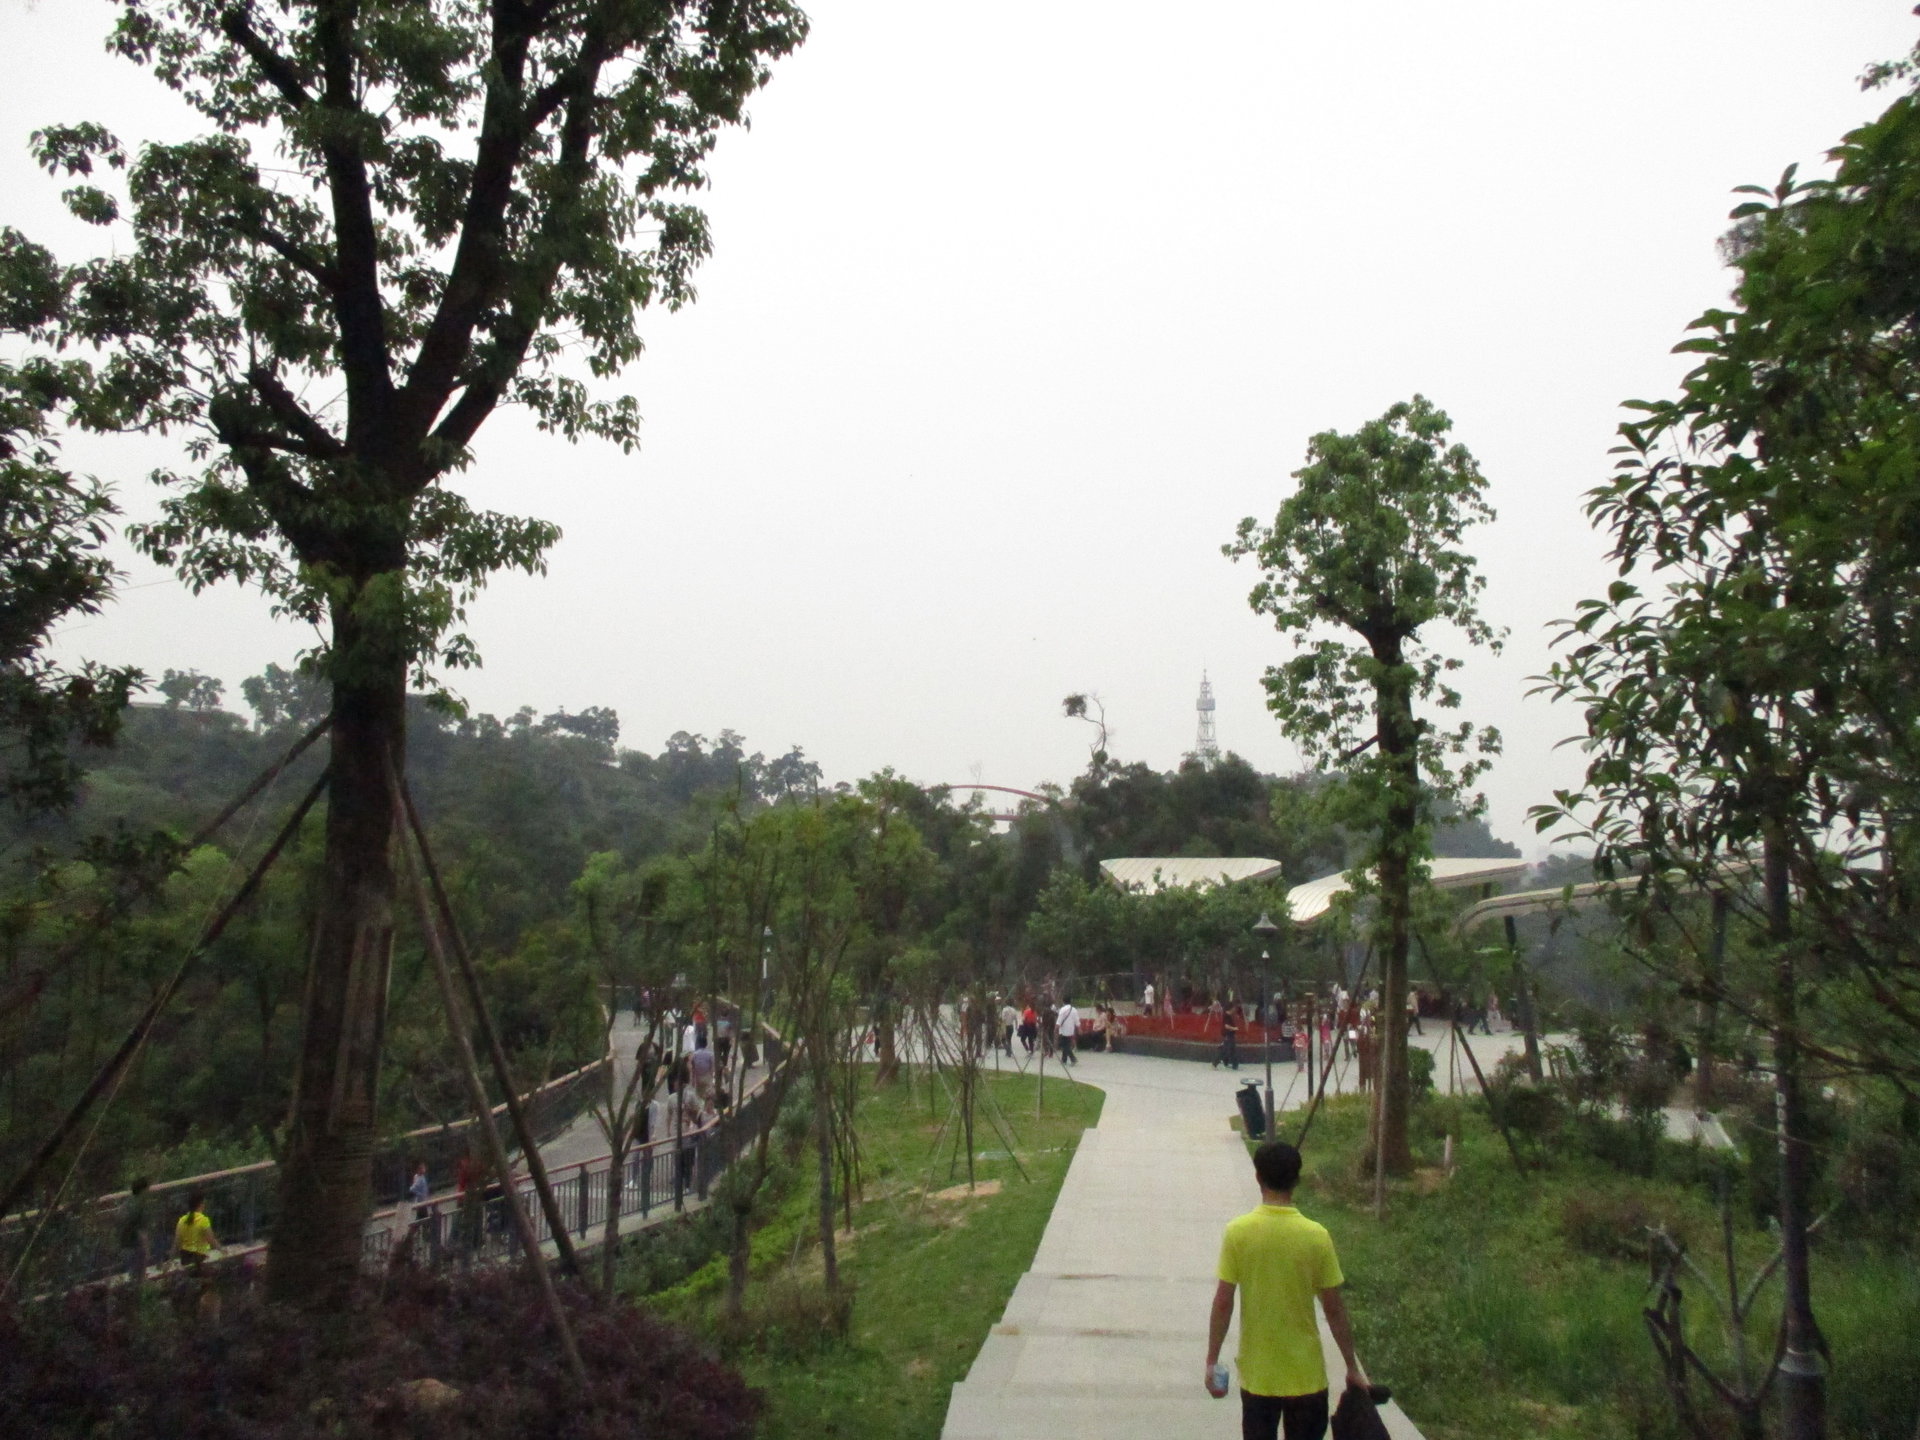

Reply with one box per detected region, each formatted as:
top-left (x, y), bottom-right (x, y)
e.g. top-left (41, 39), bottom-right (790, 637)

top-left (939, 1033), bottom-right (1518, 1440)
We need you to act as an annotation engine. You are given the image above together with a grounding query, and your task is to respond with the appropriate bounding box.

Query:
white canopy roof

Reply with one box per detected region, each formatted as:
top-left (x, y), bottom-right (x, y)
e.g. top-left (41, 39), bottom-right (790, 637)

top-left (1286, 856), bottom-right (1532, 926)
top-left (1097, 857), bottom-right (1286, 895)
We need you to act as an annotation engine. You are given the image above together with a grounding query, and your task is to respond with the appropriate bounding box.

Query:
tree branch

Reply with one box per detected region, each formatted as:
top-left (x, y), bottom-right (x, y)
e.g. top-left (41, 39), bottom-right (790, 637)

top-left (219, 5), bottom-right (313, 107)
top-left (313, 0), bottom-right (396, 449)
top-left (246, 365), bottom-right (346, 458)
top-left (227, 213), bottom-right (337, 291)
top-left (393, 4), bottom-right (549, 445)
top-left (427, 32), bottom-right (613, 458)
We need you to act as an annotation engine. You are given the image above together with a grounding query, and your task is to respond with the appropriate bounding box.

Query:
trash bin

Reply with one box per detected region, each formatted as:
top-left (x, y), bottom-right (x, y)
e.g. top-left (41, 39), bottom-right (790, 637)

top-left (1235, 1079), bottom-right (1266, 1140)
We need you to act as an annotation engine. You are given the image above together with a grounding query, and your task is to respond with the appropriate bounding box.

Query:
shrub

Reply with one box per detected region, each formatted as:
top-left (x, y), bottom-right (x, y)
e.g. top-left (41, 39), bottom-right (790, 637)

top-left (0, 1266), bottom-right (760, 1440)
top-left (716, 1273), bottom-right (854, 1358)
top-left (1558, 1189), bottom-right (1689, 1263)
top-left (1407, 1046), bottom-right (1435, 1100)
top-left (1488, 1080), bottom-right (1566, 1156)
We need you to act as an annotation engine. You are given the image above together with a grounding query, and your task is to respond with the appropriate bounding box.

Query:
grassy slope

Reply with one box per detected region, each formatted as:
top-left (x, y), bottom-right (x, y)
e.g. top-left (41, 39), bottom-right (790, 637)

top-left (666, 1066), bottom-right (1104, 1440)
top-left (1288, 1096), bottom-right (1920, 1440)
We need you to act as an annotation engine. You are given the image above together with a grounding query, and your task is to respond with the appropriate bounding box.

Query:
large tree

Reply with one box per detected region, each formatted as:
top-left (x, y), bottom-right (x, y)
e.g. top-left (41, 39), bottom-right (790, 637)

top-left (16, 0), bottom-right (805, 1307)
top-left (1227, 396), bottom-right (1502, 1174)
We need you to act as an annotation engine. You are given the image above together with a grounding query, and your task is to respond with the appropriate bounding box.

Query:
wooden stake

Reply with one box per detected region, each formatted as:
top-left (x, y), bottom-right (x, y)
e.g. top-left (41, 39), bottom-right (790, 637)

top-left (398, 779), bottom-right (583, 1278)
top-left (393, 798), bottom-right (587, 1389)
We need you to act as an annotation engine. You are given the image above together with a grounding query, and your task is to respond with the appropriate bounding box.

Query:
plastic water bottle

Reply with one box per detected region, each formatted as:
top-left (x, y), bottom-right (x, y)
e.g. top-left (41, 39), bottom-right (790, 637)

top-left (1207, 1363), bottom-right (1230, 1398)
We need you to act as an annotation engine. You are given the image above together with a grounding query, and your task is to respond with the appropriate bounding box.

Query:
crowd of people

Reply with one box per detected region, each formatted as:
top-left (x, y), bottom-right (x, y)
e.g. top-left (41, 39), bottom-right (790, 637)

top-left (955, 989), bottom-right (1131, 1067)
top-left (1127, 977), bottom-right (1519, 1085)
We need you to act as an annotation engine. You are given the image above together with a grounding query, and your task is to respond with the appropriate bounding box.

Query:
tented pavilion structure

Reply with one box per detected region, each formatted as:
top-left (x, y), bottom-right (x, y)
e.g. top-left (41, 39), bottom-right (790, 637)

top-left (1285, 855), bottom-right (1533, 927)
top-left (1097, 857), bottom-right (1285, 894)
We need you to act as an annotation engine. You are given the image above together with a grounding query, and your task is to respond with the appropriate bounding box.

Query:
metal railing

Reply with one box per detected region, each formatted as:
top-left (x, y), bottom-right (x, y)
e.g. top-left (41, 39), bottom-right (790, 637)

top-left (2, 1055), bottom-right (610, 1295)
top-left (363, 1055), bottom-right (783, 1270)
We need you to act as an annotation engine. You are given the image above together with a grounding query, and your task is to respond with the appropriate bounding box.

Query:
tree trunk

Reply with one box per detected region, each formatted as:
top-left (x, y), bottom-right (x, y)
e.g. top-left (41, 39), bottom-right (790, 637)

top-left (1767, 829), bottom-right (1825, 1440)
top-left (1698, 893), bottom-right (1729, 1111)
top-left (874, 994), bottom-right (900, 1086)
top-left (600, 1132), bottom-right (629, 1295)
top-left (1504, 915), bottom-right (1544, 1083)
top-left (814, 1067), bottom-right (839, 1292)
top-left (725, 1197), bottom-right (753, 1319)
top-left (267, 627), bottom-right (405, 1309)
top-left (1372, 645), bottom-right (1417, 1177)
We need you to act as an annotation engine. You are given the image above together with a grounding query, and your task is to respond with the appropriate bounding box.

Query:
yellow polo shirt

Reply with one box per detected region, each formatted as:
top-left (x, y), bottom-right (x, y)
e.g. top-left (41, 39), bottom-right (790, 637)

top-left (1217, 1203), bottom-right (1343, 1397)
top-left (174, 1210), bottom-right (215, 1258)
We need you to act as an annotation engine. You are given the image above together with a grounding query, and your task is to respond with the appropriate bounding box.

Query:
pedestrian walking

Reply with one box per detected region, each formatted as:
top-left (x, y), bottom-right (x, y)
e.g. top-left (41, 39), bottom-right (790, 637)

top-left (999, 998), bottom-right (1019, 1056)
top-left (1055, 997), bottom-right (1079, 1067)
top-left (1018, 1004), bottom-right (1038, 1055)
top-left (1205, 1141), bottom-right (1369, 1439)
top-left (1217, 1003), bottom-right (1242, 1070)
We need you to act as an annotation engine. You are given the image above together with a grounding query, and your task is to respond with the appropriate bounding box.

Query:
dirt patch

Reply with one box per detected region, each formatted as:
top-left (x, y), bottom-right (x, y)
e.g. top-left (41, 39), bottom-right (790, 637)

top-left (930, 1180), bottom-right (1003, 1202)
top-left (903, 1357), bottom-right (935, 1380)
top-left (1411, 1166), bottom-right (1450, 1195)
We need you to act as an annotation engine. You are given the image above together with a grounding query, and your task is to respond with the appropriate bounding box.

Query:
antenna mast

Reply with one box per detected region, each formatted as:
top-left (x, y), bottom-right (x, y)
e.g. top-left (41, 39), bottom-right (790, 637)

top-left (1194, 673), bottom-right (1221, 767)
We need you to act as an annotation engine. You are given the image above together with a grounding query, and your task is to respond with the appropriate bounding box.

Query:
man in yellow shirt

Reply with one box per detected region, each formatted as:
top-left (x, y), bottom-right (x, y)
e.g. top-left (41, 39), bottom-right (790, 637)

top-left (1205, 1140), bottom-right (1367, 1439)
top-left (173, 1190), bottom-right (218, 1271)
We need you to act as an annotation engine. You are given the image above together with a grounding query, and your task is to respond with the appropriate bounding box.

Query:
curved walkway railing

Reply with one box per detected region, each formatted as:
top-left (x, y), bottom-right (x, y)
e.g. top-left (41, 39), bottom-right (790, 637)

top-left (3, 1053), bottom-right (611, 1295)
top-left (9, 1030), bottom-right (785, 1294)
top-left (365, 1039), bottom-right (784, 1270)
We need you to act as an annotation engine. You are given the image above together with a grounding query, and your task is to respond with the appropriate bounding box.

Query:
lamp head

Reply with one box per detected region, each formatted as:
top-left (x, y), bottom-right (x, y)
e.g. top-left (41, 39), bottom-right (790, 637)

top-left (1252, 911), bottom-right (1280, 939)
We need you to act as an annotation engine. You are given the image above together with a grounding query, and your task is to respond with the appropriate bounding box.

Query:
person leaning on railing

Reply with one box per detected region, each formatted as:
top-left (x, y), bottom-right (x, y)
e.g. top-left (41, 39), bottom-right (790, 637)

top-left (173, 1190), bottom-right (219, 1272)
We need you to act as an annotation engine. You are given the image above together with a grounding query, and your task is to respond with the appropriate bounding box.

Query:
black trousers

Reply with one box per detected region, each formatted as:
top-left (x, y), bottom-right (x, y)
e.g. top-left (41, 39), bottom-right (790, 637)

top-left (1241, 1388), bottom-right (1329, 1440)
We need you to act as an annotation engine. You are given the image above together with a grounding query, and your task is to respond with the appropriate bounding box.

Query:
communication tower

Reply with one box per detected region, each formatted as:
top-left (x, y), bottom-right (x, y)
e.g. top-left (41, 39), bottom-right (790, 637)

top-left (1193, 673), bottom-right (1221, 767)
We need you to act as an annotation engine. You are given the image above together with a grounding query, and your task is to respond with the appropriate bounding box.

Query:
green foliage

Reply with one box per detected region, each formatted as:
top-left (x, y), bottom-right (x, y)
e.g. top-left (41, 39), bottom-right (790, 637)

top-left (0, 229), bottom-right (138, 814)
top-left (0, 679), bottom-right (825, 1197)
top-left (1299, 1096), bottom-right (1920, 1440)
top-left (1024, 863), bottom-right (1289, 992)
top-left (1533, 62), bottom-right (1920, 1087)
top-left (20, 1), bottom-right (809, 688)
top-left (1407, 1044), bottom-right (1435, 1100)
top-left (1225, 395), bottom-right (1505, 854)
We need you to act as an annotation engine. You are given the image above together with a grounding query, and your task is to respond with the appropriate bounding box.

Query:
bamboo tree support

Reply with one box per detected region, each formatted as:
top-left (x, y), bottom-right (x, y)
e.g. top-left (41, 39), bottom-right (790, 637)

top-left (921, 1013), bottom-right (1030, 1186)
top-left (397, 780), bottom-right (584, 1278)
top-left (1453, 1018), bottom-right (1529, 1178)
top-left (1292, 945), bottom-right (1375, 1151)
top-left (0, 768), bottom-right (331, 1230)
top-left (392, 797), bottom-right (588, 1390)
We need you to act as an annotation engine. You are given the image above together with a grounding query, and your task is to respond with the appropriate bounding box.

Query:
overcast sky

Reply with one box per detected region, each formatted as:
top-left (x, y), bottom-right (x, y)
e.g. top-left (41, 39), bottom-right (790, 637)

top-left (8, 1), bottom-right (1917, 859)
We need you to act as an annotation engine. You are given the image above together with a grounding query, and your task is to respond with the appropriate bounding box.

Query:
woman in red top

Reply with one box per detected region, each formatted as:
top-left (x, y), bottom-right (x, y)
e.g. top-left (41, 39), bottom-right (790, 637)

top-left (1017, 1004), bottom-right (1038, 1055)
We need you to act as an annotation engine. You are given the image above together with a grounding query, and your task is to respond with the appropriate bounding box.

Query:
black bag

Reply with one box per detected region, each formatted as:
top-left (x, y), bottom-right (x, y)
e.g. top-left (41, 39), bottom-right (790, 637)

top-left (1329, 1383), bottom-right (1393, 1440)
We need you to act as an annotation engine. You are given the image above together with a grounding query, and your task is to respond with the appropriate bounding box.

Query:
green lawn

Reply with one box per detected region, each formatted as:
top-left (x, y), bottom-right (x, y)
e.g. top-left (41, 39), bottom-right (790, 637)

top-left (1281, 1096), bottom-right (1920, 1440)
top-left (646, 1065), bottom-right (1103, 1440)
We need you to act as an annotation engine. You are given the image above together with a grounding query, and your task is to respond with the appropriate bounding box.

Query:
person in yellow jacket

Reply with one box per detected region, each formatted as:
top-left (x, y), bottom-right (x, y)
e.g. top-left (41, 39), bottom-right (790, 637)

top-left (173, 1190), bottom-right (219, 1271)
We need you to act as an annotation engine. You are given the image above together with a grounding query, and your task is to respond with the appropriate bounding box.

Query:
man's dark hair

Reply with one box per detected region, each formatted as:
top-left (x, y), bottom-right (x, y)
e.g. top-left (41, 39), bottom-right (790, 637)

top-left (1252, 1140), bottom-right (1303, 1194)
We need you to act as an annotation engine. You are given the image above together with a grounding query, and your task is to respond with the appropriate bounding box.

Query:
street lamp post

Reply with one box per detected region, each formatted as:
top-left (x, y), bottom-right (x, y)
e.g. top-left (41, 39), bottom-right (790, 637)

top-left (1252, 911), bottom-right (1281, 1139)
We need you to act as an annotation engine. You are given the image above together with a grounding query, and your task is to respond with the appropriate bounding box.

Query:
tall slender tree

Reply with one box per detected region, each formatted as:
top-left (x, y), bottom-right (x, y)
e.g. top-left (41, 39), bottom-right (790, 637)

top-left (17, 0), bottom-right (806, 1307)
top-left (1530, 64), bottom-right (1920, 1430)
top-left (1227, 396), bottom-right (1503, 1173)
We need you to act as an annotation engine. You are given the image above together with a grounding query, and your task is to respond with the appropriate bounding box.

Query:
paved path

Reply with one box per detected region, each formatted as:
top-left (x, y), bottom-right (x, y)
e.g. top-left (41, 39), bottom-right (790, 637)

top-left (940, 1026), bottom-right (1543, 1440)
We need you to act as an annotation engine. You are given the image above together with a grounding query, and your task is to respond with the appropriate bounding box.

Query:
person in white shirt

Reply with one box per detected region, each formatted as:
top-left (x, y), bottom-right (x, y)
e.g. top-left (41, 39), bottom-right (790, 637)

top-left (999, 1000), bottom-right (1019, 1056)
top-left (1055, 998), bottom-right (1080, 1067)
top-left (1142, 981), bottom-right (1156, 1016)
